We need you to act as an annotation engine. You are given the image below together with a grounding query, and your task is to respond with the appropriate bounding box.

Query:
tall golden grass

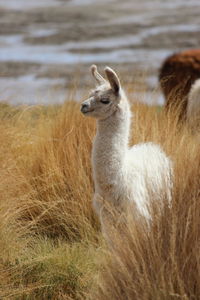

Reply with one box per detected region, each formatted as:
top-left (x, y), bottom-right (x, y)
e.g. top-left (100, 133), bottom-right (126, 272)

top-left (0, 101), bottom-right (99, 299)
top-left (92, 102), bottom-right (200, 300)
top-left (0, 88), bottom-right (200, 299)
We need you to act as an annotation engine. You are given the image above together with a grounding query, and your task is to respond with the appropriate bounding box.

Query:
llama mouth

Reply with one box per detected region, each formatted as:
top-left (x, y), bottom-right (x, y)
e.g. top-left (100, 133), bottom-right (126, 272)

top-left (82, 109), bottom-right (94, 114)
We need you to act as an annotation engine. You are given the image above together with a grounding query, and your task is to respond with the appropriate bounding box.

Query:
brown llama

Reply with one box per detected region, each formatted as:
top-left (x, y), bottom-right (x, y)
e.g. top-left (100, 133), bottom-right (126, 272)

top-left (159, 49), bottom-right (200, 117)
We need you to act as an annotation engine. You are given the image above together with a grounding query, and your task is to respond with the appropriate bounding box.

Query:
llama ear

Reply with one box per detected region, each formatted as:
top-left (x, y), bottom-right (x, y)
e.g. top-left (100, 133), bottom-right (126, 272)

top-left (105, 66), bottom-right (121, 94)
top-left (91, 64), bottom-right (106, 85)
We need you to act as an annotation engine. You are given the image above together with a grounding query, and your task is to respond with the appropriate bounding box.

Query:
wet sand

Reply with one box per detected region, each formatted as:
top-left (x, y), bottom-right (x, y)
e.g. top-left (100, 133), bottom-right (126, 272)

top-left (0, 0), bottom-right (199, 104)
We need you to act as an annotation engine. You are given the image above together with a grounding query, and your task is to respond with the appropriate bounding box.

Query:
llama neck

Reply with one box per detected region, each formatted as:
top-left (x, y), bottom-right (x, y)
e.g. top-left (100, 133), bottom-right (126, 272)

top-left (92, 99), bottom-right (131, 189)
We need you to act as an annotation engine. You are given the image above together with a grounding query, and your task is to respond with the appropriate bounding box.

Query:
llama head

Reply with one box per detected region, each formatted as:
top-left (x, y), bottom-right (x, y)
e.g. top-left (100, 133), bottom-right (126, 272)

top-left (81, 65), bottom-right (124, 119)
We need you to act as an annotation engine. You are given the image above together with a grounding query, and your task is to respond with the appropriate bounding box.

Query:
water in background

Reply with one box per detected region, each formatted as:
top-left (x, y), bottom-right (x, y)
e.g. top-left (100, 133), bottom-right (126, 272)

top-left (0, 0), bottom-right (199, 104)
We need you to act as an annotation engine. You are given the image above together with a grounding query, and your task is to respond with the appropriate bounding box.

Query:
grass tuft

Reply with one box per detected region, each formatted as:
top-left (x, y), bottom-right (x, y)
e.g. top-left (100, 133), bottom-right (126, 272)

top-left (0, 90), bottom-right (200, 299)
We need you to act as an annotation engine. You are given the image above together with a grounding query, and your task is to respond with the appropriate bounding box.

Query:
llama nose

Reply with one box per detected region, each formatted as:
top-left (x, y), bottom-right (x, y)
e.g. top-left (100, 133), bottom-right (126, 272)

top-left (81, 103), bottom-right (89, 113)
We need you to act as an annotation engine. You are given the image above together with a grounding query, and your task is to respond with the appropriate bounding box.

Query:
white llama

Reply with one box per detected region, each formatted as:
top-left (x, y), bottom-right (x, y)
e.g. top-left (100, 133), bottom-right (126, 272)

top-left (187, 78), bottom-right (200, 131)
top-left (80, 65), bottom-right (173, 230)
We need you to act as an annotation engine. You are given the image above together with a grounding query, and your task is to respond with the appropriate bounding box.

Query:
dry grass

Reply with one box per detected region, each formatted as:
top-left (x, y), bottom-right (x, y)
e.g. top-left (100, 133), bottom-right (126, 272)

top-left (92, 102), bottom-right (200, 300)
top-left (0, 101), bottom-right (99, 299)
top-left (0, 87), bottom-right (200, 299)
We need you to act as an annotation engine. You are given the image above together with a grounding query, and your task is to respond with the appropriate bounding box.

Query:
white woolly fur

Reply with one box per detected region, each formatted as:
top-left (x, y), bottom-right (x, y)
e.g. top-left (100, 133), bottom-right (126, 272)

top-left (187, 78), bottom-right (200, 129)
top-left (81, 65), bottom-right (173, 232)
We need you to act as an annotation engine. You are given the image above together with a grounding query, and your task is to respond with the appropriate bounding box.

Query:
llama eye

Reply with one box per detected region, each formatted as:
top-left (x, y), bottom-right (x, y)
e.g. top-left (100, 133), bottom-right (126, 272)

top-left (100, 99), bottom-right (110, 104)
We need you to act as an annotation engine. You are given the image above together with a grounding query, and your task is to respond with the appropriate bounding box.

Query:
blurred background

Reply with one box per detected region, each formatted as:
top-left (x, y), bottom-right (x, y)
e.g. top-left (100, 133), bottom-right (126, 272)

top-left (0, 0), bottom-right (199, 105)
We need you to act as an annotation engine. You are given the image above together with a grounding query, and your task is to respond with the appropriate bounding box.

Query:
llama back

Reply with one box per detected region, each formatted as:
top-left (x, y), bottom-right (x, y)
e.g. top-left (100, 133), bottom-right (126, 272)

top-left (127, 142), bottom-right (173, 218)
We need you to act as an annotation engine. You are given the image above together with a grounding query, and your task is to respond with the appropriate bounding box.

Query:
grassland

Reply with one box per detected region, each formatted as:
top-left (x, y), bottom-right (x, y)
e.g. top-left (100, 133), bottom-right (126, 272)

top-left (0, 90), bottom-right (200, 299)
